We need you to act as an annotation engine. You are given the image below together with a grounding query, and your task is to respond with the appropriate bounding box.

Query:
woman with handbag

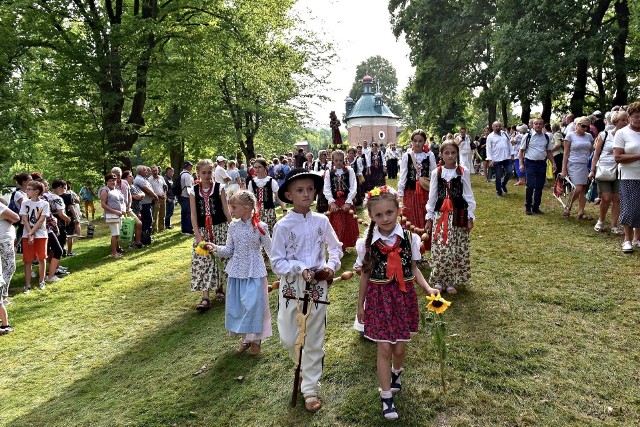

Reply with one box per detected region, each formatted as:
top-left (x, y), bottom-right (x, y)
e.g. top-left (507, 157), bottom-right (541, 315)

top-left (613, 102), bottom-right (640, 253)
top-left (589, 110), bottom-right (628, 234)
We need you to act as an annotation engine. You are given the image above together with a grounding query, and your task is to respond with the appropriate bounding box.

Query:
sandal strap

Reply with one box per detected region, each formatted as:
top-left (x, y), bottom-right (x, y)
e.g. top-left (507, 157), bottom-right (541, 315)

top-left (381, 397), bottom-right (397, 416)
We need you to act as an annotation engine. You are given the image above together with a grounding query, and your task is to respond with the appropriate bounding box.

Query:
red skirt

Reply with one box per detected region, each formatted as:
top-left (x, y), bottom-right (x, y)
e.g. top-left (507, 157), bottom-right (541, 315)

top-left (330, 195), bottom-right (359, 249)
top-left (403, 187), bottom-right (430, 252)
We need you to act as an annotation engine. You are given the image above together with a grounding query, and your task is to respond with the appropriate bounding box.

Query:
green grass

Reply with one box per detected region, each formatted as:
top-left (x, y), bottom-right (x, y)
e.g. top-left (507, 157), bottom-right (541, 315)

top-left (1, 177), bottom-right (639, 426)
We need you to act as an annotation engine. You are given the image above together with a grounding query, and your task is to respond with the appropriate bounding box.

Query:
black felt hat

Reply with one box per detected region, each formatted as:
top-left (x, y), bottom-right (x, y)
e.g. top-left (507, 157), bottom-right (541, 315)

top-left (277, 168), bottom-right (324, 204)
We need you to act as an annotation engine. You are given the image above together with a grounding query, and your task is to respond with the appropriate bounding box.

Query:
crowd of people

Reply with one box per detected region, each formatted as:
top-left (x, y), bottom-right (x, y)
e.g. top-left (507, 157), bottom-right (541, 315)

top-left (1, 100), bottom-right (638, 419)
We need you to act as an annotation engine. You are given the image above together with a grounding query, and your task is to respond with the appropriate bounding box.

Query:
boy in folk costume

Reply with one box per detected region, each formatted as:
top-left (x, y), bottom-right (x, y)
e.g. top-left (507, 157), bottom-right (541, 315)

top-left (323, 150), bottom-right (359, 249)
top-left (271, 169), bottom-right (343, 413)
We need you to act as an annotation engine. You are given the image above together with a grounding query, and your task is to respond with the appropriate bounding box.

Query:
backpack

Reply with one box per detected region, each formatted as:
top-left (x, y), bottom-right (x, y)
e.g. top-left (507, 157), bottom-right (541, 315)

top-left (172, 171), bottom-right (189, 196)
top-left (275, 166), bottom-right (285, 180)
top-left (523, 132), bottom-right (550, 153)
top-left (7, 189), bottom-right (20, 213)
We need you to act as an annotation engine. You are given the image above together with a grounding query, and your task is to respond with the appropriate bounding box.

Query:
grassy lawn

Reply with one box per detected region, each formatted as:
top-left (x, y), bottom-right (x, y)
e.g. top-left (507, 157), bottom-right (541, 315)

top-left (1, 176), bottom-right (638, 426)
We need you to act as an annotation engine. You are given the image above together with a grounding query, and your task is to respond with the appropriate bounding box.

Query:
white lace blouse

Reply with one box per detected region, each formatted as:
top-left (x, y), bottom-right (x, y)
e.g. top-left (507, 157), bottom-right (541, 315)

top-left (215, 218), bottom-right (272, 278)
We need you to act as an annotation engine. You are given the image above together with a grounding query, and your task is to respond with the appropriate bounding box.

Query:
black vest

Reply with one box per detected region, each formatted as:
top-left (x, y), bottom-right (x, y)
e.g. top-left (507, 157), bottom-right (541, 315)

top-left (329, 170), bottom-right (350, 199)
top-left (194, 183), bottom-right (226, 227)
top-left (434, 167), bottom-right (468, 211)
top-left (406, 154), bottom-right (431, 187)
top-left (369, 231), bottom-right (415, 284)
top-left (250, 178), bottom-right (275, 209)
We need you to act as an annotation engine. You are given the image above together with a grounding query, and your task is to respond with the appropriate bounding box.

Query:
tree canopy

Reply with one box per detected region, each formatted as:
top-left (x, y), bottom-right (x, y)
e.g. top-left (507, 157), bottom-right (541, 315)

top-left (348, 55), bottom-right (402, 116)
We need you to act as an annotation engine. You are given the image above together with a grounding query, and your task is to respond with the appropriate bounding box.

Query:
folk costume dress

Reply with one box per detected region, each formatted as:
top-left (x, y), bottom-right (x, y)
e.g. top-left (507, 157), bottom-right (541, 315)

top-left (216, 218), bottom-right (273, 341)
top-left (323, 167), bottom-right (359, 249)
top-left (398, 149), bottom-right (438, 233)
top-left (248, 176), bottom-right (279, 266)
top-left (271, 210), bottom-right (343, 397)
top-left (367, 150), bottom-right (387, 189)
top-left (190, 183), bottom-right (229, 294)
top-left (350, 156), bottom-right (366, 206)
top-left (426, 165), bottom-right (476, 290)
top-left (355, 223), bottom-right (422, 343)
top-left (312, 160), bottom-right (330, 213)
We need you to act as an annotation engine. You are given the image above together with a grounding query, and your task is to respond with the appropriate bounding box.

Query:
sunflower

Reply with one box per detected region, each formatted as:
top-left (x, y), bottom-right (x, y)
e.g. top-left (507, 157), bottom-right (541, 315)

top-left (426, 293), bottom-right (451, 314)
top-left (195, 241), bottom-right (211, 257)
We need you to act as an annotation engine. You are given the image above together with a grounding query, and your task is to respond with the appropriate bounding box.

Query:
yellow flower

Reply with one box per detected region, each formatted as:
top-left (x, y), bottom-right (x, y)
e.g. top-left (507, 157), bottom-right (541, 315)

top-left (426, 293), bottom-right (451, 314)
top-left (195, 241), bottom-right (210, 257)
top-left (369, 187), bottom-right (381, 197)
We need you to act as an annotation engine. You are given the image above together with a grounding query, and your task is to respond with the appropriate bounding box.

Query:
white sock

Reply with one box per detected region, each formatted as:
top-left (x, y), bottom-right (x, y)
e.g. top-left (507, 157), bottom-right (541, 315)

top-left (380, 389), bottom-right (392, 399)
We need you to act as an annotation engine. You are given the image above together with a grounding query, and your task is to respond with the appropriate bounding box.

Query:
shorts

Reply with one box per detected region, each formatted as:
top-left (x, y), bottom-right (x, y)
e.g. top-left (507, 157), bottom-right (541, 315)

top-left (596, 179), bottom-right (619, 194)
top-left (108, 221), bottom-right (122, 237)
top-left (22, 237), bottom-right (48, 263)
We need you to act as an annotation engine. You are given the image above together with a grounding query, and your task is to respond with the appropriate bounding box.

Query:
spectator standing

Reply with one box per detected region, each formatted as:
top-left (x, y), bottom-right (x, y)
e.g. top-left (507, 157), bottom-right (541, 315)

top-left (0, 201), bottom-right (19, 328)
top-left (177, 162), bottom-right (194, 235)
top-left (149, 166), bottom-right (167, 233)
top-left (294, 148), bottom-right (306, 168)
top-left (518, 118), bottom-right (555, 215)
top-left (134, 165), bottom-right (158, 245)
top-left (79, 181), bottom-right (97, 220)
top-left (163, 167), bottom-right (175, 229)
top-left (486, 121), bottom-right (513, 197)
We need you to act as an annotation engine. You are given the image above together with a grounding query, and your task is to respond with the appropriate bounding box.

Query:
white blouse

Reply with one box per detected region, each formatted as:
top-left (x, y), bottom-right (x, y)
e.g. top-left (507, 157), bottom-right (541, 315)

top-left (426, 166), bottom-right (476, 220)
top-left (323, 168), bottom-right (357, 204)
top-left (271, 211), bottom-right (343, 277)
top-left (398, 150), bottom-right (438, 195)
top-left (354, 223), bottom-right (421, 268)
top-left (215, 218), bottom-right (272, 278)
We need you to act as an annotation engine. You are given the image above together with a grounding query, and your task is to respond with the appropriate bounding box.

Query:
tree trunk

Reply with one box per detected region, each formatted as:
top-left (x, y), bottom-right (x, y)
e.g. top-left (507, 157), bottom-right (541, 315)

top-left (541, 93), bottom-right (552, 124)
top-left (570, 0), bottom-right (611, 115)
top-left (501, 99), bottom-right (508, 127)
top-left (520, 99), bottom-right (531, 125)
top-left (612, 0), bottom-right (629, 107)
top-left (487, 100), bottom-right (497, 127)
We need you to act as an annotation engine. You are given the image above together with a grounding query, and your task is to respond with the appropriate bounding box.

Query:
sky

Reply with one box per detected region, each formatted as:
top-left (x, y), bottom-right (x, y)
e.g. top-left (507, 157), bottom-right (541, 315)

top-left (292, 0), bottom-right (414, 126)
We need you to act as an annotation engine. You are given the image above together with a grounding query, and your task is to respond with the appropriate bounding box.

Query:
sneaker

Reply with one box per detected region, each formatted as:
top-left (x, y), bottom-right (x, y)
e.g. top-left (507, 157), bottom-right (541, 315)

top-left (38, 281), bottom-right (46, 290)
top-left (23, 285), bottom-right (31, 293)
top-left (2, 298), bottom-right (12, 306)
top-left (610, 227), bottom-right (623, 235)
top-left (0, 324), bottom-right (14, 334)
top-left (55, 269), bottom-right (69, 276)
top-left (46, 275), bottom-right (62, 283)
top-left (117, 246), bottom-right (124, 254)
top-left (532, 209), bottom-right (544, 215)
top-left (634, 241), bottom-right (640, 248)
top-left (622, 241), bottom-right (633, 253)
top-left (67, 252), bottom-right (77, 257)
top-left (594, 220), bottom-right (604, 232)
top-left (525, 210), bottom-right (532, 215)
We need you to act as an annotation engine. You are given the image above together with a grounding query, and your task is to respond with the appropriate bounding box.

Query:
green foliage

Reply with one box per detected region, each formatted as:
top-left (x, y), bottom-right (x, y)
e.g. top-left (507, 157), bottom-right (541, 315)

top-left (348, 55), bottom-right (402, 115)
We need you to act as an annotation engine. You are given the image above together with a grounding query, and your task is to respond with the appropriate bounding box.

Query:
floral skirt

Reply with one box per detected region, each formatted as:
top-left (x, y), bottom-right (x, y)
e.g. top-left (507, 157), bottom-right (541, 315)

top-left (364, 280), bottom-right (419, 343)
top-left (190, 224), bottom-right (228, 292)
top-left (329, 196), bottom-right (359, 249)
top-left (429, 212), bottom-right (470, 289)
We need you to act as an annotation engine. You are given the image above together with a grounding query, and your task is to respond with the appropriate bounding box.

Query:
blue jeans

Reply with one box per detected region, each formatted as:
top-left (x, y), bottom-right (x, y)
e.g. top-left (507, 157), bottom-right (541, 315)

top-left (524, 159), bottom-right (547, 211)
top-left (178, 196), bottom-right (193, 234)
top-left (493, 159), bottom-right (512, 196)
top-left (165, 199), bottom-right (175, 228)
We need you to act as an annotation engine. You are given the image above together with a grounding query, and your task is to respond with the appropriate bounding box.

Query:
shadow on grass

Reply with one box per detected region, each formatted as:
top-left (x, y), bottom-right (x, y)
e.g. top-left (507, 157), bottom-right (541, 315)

top-left (8, 308), bottom-right (271, 427)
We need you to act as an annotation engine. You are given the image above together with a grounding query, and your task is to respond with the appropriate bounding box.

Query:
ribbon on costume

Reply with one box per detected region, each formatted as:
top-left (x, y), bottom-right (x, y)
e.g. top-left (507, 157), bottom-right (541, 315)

top-left (376, 236), bottom-right (406, 292)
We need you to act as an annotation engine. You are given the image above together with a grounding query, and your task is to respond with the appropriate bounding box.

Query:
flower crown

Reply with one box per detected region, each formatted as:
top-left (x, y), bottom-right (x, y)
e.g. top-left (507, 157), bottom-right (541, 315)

top-left (364, 185), bottom-right (398, 206)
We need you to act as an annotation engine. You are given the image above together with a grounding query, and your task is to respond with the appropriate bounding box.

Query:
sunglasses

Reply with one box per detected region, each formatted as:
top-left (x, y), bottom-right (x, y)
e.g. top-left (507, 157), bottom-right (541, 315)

top-left (580, 124), bottom-right (590, 129)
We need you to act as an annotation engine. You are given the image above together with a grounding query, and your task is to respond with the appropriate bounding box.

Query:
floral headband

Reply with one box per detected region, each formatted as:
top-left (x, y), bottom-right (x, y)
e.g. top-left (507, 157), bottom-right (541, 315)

top-left (364, 185), bottom-right (398, 206)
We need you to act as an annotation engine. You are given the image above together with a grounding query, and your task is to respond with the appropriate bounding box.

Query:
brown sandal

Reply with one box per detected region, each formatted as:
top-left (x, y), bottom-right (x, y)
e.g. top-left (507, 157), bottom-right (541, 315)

top-left (237, 341), bottom-right (251, 353)
top-left (577, 213), bottom-right (594, 221)
top-left (214, 291), bottom-right (226, 302)
top-left (195, 298), bottom-right (211, 311)
top-left (304, 395), bottom-right (322, 413)
top-left (249, 341), bottom-right (261, 356)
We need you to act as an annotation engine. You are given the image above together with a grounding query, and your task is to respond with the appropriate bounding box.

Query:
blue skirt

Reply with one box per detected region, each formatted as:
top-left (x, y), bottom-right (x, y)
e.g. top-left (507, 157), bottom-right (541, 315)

top-left (225, 277), bottom-right (265, 334)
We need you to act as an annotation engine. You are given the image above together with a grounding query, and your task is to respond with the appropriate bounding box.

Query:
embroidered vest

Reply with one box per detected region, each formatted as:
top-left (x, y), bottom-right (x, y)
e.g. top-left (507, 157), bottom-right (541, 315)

top-left (250, 178), bottom-right (275, 209)
top-left (369, 231), bottom-right (415, 284)
top-left (329, 169), bottom-right (350, 199)
top-left (406, 154), bottom-right (431, 187)
top-left (194, 183), bottom-right (226, 227)
top-left (371, 151), bottom-right (383, 169)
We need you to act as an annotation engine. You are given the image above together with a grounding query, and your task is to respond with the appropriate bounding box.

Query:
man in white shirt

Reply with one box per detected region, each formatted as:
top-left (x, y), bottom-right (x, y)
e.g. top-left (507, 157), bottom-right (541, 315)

top-left (384, 143), bottom-right (401, 179)
top-left (149, 166), bottom-right (167, 233)
top-left (134, 165), bottom-right (158, 245)
top-left (486, 121), bottom-right (513, 197)
top-left (215, 156), bottom-right (232, 185)
top-left (518, 119), bottom-right (555, 214)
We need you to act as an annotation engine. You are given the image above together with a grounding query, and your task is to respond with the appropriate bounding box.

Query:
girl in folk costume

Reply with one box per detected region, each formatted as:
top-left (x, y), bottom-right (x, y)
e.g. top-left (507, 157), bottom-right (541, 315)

top-left (356, 186), bottom-right (437, 420)
top-left (426, 141), bottom-right (476, 295)
top-left (189, 159), bottom-right (232, 311)
top-left (398, 129), bottom-right (437, 238)
top-left (366, 142), bottom-right (387, 189)
top-left (303, 152), bottom-right (315, 171)
top-left (323, 150), bottom-right (359, 249)
top-left (347, 146), bottom-right (365, 206)
top-left (312, 150), bottom-right (331, 213)
top-left (210, 191), bottom-right (273, 356)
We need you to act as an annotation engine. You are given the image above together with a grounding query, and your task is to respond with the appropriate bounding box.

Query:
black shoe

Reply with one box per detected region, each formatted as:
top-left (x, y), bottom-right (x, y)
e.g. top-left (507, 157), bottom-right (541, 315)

top-left (117, 246), bottom-right (124, 254)
top-left (166, 226), bottom-right (173, 229)
top-left (525, 210), bottom-right (532, 215)
top-left (532, 209), bottom-right (544, 214)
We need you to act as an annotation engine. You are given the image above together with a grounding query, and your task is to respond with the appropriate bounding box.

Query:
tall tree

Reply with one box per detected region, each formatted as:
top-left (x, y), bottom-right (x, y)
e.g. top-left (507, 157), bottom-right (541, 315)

top-left (348, 55), bottom-right (401, 114)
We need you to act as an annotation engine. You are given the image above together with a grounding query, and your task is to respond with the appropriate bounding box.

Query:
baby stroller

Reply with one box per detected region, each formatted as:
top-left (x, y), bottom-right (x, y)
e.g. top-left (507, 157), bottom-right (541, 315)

top-left (553, 174), bottom-right (576, 210)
